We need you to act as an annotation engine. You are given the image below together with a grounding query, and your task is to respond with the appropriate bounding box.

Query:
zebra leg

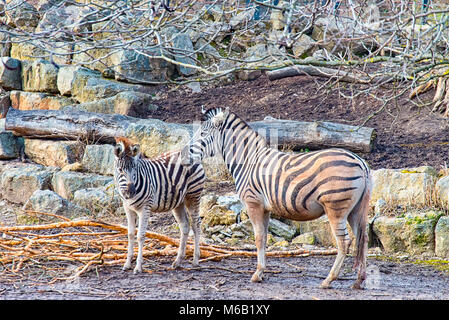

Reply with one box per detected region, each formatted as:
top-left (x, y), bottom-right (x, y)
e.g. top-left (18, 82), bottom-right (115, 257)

top-left (172, 204), bottom-right (190, 268)
top-left (134, 209), bottom-right (150, 274)
top-left (246, 201), bottom-right (270, 283)
top-left (185, 196), bottom-right (201, 266)
top-left (123, 206), bottom-right (137, 271)
top-left (320, 214), bottom-right (351, 289)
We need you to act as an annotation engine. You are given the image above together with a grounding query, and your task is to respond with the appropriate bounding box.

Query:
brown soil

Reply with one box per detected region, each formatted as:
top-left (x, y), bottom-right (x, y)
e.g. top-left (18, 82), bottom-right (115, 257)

top-left (148, 74), bottom-right (449, 171)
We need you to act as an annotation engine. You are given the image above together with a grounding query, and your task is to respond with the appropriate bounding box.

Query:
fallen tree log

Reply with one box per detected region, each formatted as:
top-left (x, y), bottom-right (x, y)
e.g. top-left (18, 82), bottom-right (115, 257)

top-left (5, 108), bottom-right (376, 153)
top-left (266, 64), bottom-right (394, 85)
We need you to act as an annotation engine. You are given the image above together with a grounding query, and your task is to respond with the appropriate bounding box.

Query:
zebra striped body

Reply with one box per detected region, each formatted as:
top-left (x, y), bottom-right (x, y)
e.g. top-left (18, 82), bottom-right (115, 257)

top-left (114, 137), bottom-right (204, 273)
top-left (186, 108), bottom-right (371, 289)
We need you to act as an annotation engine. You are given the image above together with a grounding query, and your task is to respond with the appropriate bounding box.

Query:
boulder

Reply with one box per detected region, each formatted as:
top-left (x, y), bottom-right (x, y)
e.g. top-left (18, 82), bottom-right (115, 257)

top-left (9, 91), bottom-right (76, 111)
top-left (268, 218), bottom-right (297, 241)
top-left (0, 33), bottom-right (11, 56)
top-left (0, 131), bottom-right (23, 159)
top-left (0, 93), bottom-right (10, 118)
top-left (4, 0), bottom-right (40, 31)
top-left (68, 91), bottom-right (156, 117)
top-left (10, 41), bottom-right (46, 62)
top-left (370, 166), bottom-right (438, 207)
top-left (21, 59), bottom-right (59, 93)
top-left (51, 171), bottom-right (113, 200)
top-left (73, 184), bottom-right (122, 216)
top-left (27, 189), bottom-right (89, 218)
top-left (435, 216), bottom-right (449, 258)
top-left (435, 175), bottom-right (449, 208)
top-left (372, 211), bottom-right (442, 256)
top-left (0, 57), bottom-right (22, 90)
top-left (172, 33), bottom-right (197, 76)
top-left (0, 163), bottom-right (58, 204)
top-left (24, 139), bottom-right (84, 168)
top-left (57, 65), bottom-right (101, 97)
top-left (81, 144), bottom-right (115, 176)
top-left (109, 46), bottom-right (176, 83)
top-left (292, 34), bottom-right (317, 59)
top-left (291, 216), bottom-right (335, 247)
top-left (124, 119), bottom-right (191, 158)
top-left (292, 232), bottom-right (316, 245)
top-left (74, 76), bottom-right (150, 104)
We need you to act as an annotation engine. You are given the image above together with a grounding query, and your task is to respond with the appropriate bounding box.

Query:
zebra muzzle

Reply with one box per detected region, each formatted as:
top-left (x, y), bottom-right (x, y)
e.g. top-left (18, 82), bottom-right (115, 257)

top-left (123, 182), bottom-right (136, 199)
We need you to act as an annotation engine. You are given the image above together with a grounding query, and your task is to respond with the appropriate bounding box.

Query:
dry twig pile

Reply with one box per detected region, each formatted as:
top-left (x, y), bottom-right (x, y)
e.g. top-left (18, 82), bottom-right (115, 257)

top-left (0, 211), bottom-right (336, 284)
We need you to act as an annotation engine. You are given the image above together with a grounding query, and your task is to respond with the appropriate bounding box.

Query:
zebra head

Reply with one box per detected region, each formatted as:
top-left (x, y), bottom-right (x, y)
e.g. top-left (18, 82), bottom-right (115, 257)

top-left (184, 107), bottom-right (230, 163)
top-left (114, 137), bottom-right (141, 199)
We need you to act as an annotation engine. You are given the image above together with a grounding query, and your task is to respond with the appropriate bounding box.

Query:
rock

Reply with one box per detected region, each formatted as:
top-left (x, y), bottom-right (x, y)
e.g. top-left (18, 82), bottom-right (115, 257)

top-left (269, 3), bottom-right (284, 30)
top-left (23, 139), bottom-right (84, 167)
top-left (124, 119), bottom-right (191, 158)
top-left (230, 8), bottom-right (255, 29)
top-left (61, 162), bottom-right (84, 172)
top-left (35, 5), bottom-right (86, 37)
top-left (370, 166), bottom-right (438, 207)
top-left (292, 34), bottom-right (317, 58)
top-left (109, 46), bottom-right (176, 83)
top-left (73, 184), bottom-right (122, 216)
top-left (435, 175), bottom-right (449, 207)
top-left (57, 65), bottom-right (101, 97)
top-left (74, 76), bottom-right (150, 104)
top-left (372, 211), bottom-right (442, 256)
top-left (0, 163), bottom-right (58, 204)
top-left (0, 93), bottom-right (10, 118)
top-left (51, 171), bottom-right (113, 200)
top-left (21, 59), bottom-right (59, 93)
top-left (0, 131), bottom-right (23, 159)
top-left (5, 0), bottom-right (40, 31)
top-left (81, 144), bottom-right (115, 176)
top-left (71, 42), bottom-right (114, 78)
top-left (9, 91), bottom-right (76, 111)
top-left (202, 156), bottom-right (233, 182)
top-left (10, 41), bottom-right (45, 62)
top-left (292, 216), bottom-right (335, 247)
top-left (268, 218), bottom-right (296, 241)
top-left (435, 216), bottom-right (449, 258)
top-left (113, 91), bottom-right (156, 117)
top-left (0, 57), bottom-right (22, 90)
top-left (0, 33), bottom-right (11, 56)
top-left (292, 232), bottom-right (316, 245)
top-left (27, 189), bottom-right (89, 218)
top-left (172, 33), bottom-right (197, 76)
top-left (65, 91), bottom-right (156, 116)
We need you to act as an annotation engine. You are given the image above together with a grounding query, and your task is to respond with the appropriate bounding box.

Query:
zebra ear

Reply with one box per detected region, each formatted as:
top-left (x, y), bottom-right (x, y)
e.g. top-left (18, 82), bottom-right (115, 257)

top-left (114, 143), bottom-right (124, 157)
top-left (130, 144), bottom-right (140, 157)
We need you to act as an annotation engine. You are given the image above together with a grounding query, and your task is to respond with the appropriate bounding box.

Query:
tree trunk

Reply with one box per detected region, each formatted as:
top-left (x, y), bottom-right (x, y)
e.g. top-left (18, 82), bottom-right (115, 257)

top-left (5, 108), bottom-right (376, 153)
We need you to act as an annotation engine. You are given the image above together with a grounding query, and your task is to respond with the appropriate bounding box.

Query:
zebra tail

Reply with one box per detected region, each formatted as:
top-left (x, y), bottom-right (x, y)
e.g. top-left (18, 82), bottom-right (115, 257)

top-left (352, 173), bottom-right (372, 270)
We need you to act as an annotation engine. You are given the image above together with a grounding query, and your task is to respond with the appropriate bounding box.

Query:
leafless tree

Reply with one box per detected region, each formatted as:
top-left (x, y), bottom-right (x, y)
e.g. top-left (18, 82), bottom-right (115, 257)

top-left (1, 0), bottom-right (448, 115)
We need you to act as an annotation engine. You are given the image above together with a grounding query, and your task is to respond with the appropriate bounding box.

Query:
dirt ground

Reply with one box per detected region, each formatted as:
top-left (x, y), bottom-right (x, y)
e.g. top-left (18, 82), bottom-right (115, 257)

top-left (149, 74), bottom-right (449, 171)
top-left (1, 74), bottom-right (449, 301)
top-left (1, 251), bottom-right (448, 300)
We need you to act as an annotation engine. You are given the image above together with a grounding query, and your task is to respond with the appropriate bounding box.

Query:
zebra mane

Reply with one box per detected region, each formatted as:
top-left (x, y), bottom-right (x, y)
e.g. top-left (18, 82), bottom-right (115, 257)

top-left (201, 107), bottom-right (228, 122)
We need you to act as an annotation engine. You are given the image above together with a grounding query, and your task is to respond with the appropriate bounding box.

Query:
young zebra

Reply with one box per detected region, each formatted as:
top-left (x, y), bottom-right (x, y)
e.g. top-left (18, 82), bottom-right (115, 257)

top-left (185, 108), bottom-right (372, 289)
top-left (113, 137), bottom-right (205, 273)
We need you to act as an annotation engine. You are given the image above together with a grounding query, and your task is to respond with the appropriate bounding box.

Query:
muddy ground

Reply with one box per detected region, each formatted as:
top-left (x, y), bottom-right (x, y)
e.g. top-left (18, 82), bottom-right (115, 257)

top-left (1, 253), bottom-right (448, 300)
top-left (1, 75), bottom-right (449, 301)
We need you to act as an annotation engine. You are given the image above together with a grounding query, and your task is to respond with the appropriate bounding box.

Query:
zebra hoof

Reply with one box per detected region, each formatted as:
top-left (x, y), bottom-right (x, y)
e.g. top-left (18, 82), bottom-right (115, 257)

top-left (172, 260), bottom-right (182, 269)
top-left (133, 266), bottom-right (142, 274)
top-left (319, 280), bottom-right (332, 289)
top-left (250, 272), bottom-right (263, 283)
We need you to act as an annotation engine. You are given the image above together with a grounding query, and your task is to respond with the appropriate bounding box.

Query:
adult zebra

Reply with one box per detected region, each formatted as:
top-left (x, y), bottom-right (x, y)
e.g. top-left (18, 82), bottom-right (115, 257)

top-left (185, 108), bottom-right (372, 289)
top-left (114, 137), bottom-right (205, 274)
